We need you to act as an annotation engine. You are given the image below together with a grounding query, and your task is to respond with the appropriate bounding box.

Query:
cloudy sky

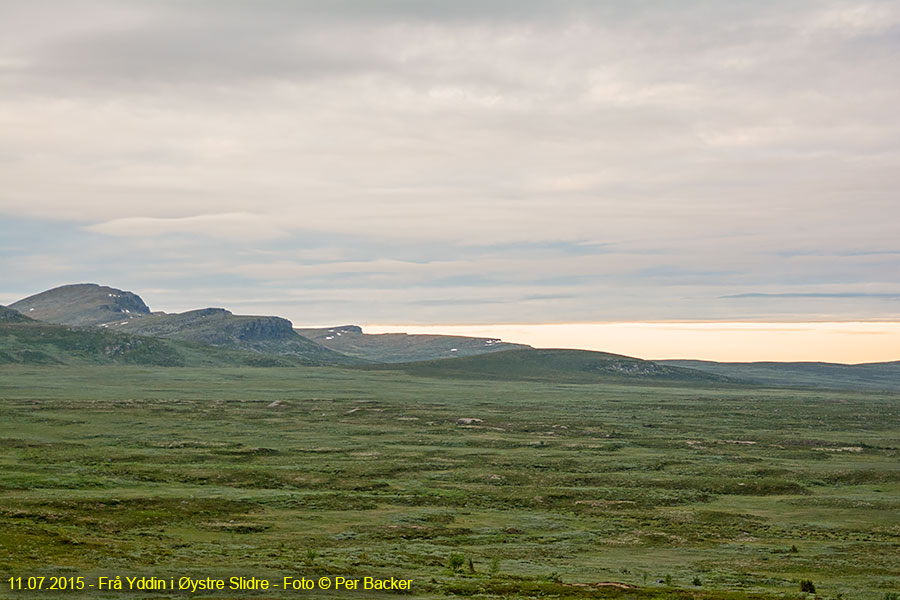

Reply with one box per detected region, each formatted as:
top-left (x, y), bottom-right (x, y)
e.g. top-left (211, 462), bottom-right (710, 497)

top-left (2, 1), bottom-right (899, 336)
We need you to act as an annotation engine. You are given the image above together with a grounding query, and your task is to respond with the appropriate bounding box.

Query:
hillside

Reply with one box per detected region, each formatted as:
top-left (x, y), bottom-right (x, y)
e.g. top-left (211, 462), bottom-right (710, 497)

top-left (9, 285), bottom-right (361, 365)
top-left (0, 305), bottom-right (33, 323)
top-left (114, 309), bottom-right (360, 364)
top-left (10, 283), bottom-right (150, 326)
top-left (0, 306), bottom-right (298, 367)
top-left (370, 347), bottom-right (731, 384)
top-left (659, 359), bottom-right (900, 391)
top-left (296, 325), bottom-right (530, 363)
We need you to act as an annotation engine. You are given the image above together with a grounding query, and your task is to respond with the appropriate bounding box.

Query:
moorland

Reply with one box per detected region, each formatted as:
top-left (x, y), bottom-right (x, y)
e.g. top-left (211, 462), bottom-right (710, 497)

top-left (2, 365), bottom-right (899, 599)
top-left (1, 284), bottom-right (899, 599)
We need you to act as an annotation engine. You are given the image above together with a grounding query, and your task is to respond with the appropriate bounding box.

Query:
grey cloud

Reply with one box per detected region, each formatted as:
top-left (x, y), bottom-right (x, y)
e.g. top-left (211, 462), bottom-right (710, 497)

top-left (724, 292), bottom-right (900, 299)
top-left (6, 1), bottom-right (590, 89)
top-left (2, 1), bottom-right (899, 324)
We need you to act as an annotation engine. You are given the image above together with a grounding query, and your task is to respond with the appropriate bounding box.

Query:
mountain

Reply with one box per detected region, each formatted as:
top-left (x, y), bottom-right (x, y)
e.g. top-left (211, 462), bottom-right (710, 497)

top-left (370, 347), bottom-right (731, 384)
top-left (13, 284), bottom-right (897, 389)
top-left (0, 305), bottom-right (297, 367)
top-left (9, 284), bottom-right (361, 365)
top-left (659, 359), bottom-right (900, 392)
top-left (0, 305), bottom-right (33, 323)
top-left (114, 308), bottom-right (360, 364)
top-left (295, 325), bottom-right (530, 363)
top-left (10, 283), bottom-right (150, 326)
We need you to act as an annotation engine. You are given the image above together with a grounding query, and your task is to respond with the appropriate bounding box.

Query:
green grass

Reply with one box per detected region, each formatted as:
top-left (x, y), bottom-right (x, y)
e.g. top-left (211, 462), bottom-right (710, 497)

top-left (372, 348), bottom-right (731, 384)
top-left (115, 310), bottom-right (362, 365)
top-left (1, 365), bottom-right (899, 599)
top-left (660, 359), bottom-right (900, 392)
top-left (0, 319), bottom-right (328, 367)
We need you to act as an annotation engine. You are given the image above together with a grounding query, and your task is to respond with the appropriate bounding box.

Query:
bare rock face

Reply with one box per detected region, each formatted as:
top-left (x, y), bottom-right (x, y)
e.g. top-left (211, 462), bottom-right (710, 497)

top-left (115, 308), bottom-right (297, 344)
top-left (224, 315), bottom-right (297, 342)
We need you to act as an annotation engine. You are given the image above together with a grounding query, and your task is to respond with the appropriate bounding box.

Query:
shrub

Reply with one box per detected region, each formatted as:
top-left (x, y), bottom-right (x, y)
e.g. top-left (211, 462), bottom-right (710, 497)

top-left (448, 553), bottom-right (465, 571)
top-left (800, 579), bottom-right (816, 593)
top-left (489, 556), bottom-right (500, 575)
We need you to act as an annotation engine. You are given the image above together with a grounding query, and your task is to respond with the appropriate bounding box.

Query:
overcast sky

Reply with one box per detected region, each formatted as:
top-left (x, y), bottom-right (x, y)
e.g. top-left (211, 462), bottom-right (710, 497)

top-left (2, 0), bottom-right (899, 326)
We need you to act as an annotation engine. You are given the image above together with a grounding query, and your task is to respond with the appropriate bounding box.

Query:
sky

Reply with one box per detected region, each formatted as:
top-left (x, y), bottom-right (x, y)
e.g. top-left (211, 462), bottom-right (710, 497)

top-left (2, 1), bottom-right (899, 360)
top-left (364, 323), bottom-right (900, 364)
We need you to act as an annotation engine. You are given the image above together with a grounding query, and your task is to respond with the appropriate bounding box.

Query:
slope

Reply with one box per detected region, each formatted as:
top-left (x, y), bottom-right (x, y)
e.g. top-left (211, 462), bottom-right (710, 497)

top-left (0, 306), bottom-right (298, 367)
top-left (659, 359), bottom-right (900, 391)
top-left (0, 305), bottom-right (33, 323)
top-left (9, 284), bottom-right (361, 365)
top-left (10, 283), bottom-right (150, 326)
top-left (114, 309), bottom-right (361, 364)
top-left (369, 347), bottom-right (732, 384)
top-left (296, 325), bottom-right (530, 363)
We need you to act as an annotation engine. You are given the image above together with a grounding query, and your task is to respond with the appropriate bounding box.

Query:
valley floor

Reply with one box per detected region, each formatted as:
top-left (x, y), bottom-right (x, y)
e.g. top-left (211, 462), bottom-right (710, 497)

top-left (1, 366), bottom-right (899, 599)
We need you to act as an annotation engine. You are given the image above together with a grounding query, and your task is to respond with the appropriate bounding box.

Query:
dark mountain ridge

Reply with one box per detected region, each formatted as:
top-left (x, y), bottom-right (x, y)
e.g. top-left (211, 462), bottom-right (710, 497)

top-left (296, 324), bottom-right (530, 363)
top-left (9, 284), bottom-right (899, 391)
top-left (0, 305), bottom-right (299, 367)
top-left (0, 305), bottom-right (33, 323)
top-left (11, 283), bottom-right (150, 326)
top-left (8, 284), bottom-right (358, 365)
top-left (115, 308), bottom-right (355, 362)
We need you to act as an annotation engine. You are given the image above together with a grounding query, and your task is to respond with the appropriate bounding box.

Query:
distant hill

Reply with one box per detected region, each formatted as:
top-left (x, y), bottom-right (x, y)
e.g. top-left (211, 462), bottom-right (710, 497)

top-left (0, 305), bottom-right (299, 367)
top-left (114, 309), bottom-right (360, 364)
top-left (370, 347), bottom-right (731, 384)
top-left (12, 284), bottom-right (898, 390)
top-left (9, 284), bottom-right (361, 365)
top-left (296, 325), bottom-right (530, 363)
top-left (0, 305), bottom-right (33, 323)
top-left (11, 283), bottom-right (150, 326)
top-left (659, 359), bottom-right (900, 392)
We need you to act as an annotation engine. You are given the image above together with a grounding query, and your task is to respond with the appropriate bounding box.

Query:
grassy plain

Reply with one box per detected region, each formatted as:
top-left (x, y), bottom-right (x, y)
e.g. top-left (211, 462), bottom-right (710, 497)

top-left (1, 365), bottom-right (899, 599)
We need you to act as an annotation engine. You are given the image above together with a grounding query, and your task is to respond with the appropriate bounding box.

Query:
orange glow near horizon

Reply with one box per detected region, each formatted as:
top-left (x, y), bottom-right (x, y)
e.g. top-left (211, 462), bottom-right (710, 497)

top-left (361, 322), bottom-right (900, 364)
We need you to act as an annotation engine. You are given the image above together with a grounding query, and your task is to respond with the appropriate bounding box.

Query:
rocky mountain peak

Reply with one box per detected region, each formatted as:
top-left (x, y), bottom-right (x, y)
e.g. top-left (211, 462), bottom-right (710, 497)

top-left (9, 283), bottom-right (150, 326)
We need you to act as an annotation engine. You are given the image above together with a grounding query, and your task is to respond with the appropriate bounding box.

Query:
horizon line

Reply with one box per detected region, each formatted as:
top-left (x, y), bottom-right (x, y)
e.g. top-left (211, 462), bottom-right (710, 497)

top-left (352, 322), bottom-right (900, 364)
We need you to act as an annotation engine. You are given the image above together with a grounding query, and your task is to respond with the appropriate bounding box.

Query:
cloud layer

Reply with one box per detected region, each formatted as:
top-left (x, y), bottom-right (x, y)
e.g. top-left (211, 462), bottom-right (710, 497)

top-left (2, 1), bottom-right (899, 324)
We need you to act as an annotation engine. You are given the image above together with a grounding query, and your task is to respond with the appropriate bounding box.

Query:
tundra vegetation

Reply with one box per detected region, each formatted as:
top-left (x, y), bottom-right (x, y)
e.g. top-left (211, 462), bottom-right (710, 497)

top-left (1, 365), bottom-right (899, 599)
